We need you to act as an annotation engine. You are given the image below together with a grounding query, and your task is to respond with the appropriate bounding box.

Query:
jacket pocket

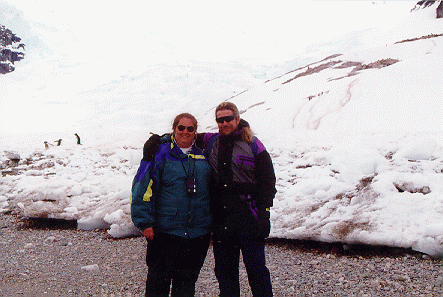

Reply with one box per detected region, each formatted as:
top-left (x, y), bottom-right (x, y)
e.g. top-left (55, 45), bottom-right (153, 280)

top-left (156, 207), bottom-right (178, 231)
top-left (236, 155), bottom-right (255, 167)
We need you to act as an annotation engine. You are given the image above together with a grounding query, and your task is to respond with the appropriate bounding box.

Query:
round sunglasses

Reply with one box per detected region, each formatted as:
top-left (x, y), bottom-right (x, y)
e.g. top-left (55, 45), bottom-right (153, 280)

top-left (177, 125), bottom-right (195, 132)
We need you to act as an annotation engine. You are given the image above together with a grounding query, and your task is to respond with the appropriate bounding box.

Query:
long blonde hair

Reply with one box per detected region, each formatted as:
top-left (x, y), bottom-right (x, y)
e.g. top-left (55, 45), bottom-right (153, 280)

top-left (215, 102), bottom-right (254, 144)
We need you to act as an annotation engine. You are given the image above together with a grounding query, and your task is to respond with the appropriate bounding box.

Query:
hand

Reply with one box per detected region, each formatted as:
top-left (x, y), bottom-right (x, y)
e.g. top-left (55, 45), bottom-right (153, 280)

top-left (143, 134), bottom-right (161, 161)
top-left (256, 209), bottom-right (271, 239)
top-left (142, 227), bottom-right (154, 240)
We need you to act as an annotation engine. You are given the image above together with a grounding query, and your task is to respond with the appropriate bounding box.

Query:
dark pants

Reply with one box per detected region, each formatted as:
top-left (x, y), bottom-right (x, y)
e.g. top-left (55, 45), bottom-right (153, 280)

top-left (145, 232), bottom-right (211, 297)
top-left (213, 230), bottom-right (273, 297)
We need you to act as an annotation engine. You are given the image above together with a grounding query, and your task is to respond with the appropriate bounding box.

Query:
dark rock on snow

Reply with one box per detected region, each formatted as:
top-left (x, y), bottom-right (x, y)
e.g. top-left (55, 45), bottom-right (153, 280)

top-left (0, 25), bottom-right (25, 74)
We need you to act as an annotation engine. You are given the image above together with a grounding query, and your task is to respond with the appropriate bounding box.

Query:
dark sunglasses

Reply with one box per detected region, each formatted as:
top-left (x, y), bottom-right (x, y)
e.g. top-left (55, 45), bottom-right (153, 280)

top-left (177, 125), bottom-right (195, 132)
top-left (216, 115), bottom-right (235, 124)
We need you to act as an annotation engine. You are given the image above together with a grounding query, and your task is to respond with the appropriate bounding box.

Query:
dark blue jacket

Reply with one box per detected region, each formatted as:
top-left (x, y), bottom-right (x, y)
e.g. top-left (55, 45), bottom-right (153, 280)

top-left (131, 140), bottom-right (212, 239)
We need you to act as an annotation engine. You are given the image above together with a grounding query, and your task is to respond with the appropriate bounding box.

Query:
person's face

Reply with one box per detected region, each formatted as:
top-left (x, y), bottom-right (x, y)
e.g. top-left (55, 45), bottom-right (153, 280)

top-left (173, 117), bottom-right (196, 148)
top-left (216, 109), bottom-right (240, 136)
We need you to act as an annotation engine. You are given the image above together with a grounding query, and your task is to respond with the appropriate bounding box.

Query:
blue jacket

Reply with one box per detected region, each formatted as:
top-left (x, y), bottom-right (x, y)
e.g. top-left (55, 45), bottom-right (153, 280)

top-left (131, 140), bottom-right (212, 239)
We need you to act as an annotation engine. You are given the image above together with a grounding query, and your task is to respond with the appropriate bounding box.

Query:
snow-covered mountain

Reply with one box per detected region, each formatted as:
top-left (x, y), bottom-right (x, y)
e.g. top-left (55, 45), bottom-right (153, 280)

top-left (1, 1), bottom-right (443, 257)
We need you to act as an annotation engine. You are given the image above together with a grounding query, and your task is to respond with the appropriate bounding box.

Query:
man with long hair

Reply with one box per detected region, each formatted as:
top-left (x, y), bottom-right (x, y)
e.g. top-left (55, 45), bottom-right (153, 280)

top-left (201, 102), bottom-right (276, 296)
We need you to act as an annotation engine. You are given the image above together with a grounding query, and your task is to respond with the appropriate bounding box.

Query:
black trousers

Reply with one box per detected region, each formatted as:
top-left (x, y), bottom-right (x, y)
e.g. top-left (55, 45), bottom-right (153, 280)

top-left (145, 233), bottom-right (211, 297)
top-left (213, 229), bottom-right (273, 297)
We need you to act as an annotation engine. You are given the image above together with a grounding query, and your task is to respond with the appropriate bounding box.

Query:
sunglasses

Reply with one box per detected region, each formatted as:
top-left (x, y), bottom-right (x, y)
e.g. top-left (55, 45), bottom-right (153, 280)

top-left (177, 125), bottom-right (195, 132)
top-left (216, 115), bottom-right (235, 124)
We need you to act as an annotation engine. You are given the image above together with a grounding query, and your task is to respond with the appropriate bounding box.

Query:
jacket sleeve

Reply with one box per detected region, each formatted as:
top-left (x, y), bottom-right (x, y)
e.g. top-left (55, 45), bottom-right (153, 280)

top-left (131, 159), bottom-right (156, 231)
top-left (143, 133), bottom-right (171, 161)
top-left (254, 149), bottom-right (277, 209)
top-left (195, 133), bottom-right (206, 149)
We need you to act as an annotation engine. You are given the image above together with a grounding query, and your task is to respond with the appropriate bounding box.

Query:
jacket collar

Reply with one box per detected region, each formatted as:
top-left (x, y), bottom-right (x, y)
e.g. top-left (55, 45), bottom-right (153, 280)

top-left (220, 128), bottom-right (243, 141)
top-left (170, 135), bottom-right (197, 157)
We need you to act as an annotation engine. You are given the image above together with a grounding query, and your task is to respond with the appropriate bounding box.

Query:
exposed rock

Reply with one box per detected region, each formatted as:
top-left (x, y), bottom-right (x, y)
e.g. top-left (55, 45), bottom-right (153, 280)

top-left (413, 0), bottom-right (443, 18)
top-left (438, 0), bottom-right (443, 18)
top-left (4, 151), bottom-right (20, 161)
top-left (414, 0), bottom-right (439, 10)
top-left (2, 151), bottom-right (21, 169)
top-left (282, 61), bottom-right (342, 85)
top-left (0, 25), bottom-right (25, 74)
top-left (396, 33), bottom-right (443, 44)
top-left (81, 264), bottom-right (100, 272)
top-left (394, 182), bottom-right (431, 195)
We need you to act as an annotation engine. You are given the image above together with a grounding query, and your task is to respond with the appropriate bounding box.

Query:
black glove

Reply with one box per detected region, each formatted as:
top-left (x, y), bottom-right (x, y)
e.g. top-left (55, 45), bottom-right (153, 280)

top-left (143, 134), bottom-right (161, 161)
top-left (255, 208), bottom-right (271, 239)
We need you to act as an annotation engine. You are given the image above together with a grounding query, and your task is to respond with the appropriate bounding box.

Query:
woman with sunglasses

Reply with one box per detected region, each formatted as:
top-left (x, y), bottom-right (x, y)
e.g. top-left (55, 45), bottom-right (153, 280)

top-left (131, 113), bottom-right (212, 297)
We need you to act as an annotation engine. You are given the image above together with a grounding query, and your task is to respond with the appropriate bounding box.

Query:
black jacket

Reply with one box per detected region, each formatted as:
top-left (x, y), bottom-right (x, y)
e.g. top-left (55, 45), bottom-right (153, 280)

top-left (202, 130), bottom-right (276, 238)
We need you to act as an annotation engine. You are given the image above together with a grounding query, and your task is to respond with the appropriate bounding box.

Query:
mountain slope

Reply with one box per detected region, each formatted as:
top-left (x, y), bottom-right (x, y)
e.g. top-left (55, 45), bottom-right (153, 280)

top-left (1, 1), bottom-right (443, 258)
top-left (202, 2), bottom-right (443, 137)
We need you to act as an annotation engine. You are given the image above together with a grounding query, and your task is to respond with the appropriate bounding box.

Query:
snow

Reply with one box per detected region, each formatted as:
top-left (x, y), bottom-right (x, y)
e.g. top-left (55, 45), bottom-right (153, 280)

top-left (1, 1), bottom-right (443, 258)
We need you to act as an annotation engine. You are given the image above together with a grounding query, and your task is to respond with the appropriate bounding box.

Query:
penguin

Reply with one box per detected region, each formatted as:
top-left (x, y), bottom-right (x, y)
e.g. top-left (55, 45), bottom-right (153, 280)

top-left (44, 141), bottom-right (54, 150)
top-left (74, 133), bottom-right (81, 145)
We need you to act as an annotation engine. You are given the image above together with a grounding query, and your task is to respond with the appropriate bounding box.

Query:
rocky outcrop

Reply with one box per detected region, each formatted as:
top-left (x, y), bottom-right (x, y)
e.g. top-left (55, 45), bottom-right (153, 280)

top-left (413, 0), bottom-right (443, 18)
top-left (438, 1), bottom-right (443, 18)
top-left (0, 25), bottom-right (25, 74)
